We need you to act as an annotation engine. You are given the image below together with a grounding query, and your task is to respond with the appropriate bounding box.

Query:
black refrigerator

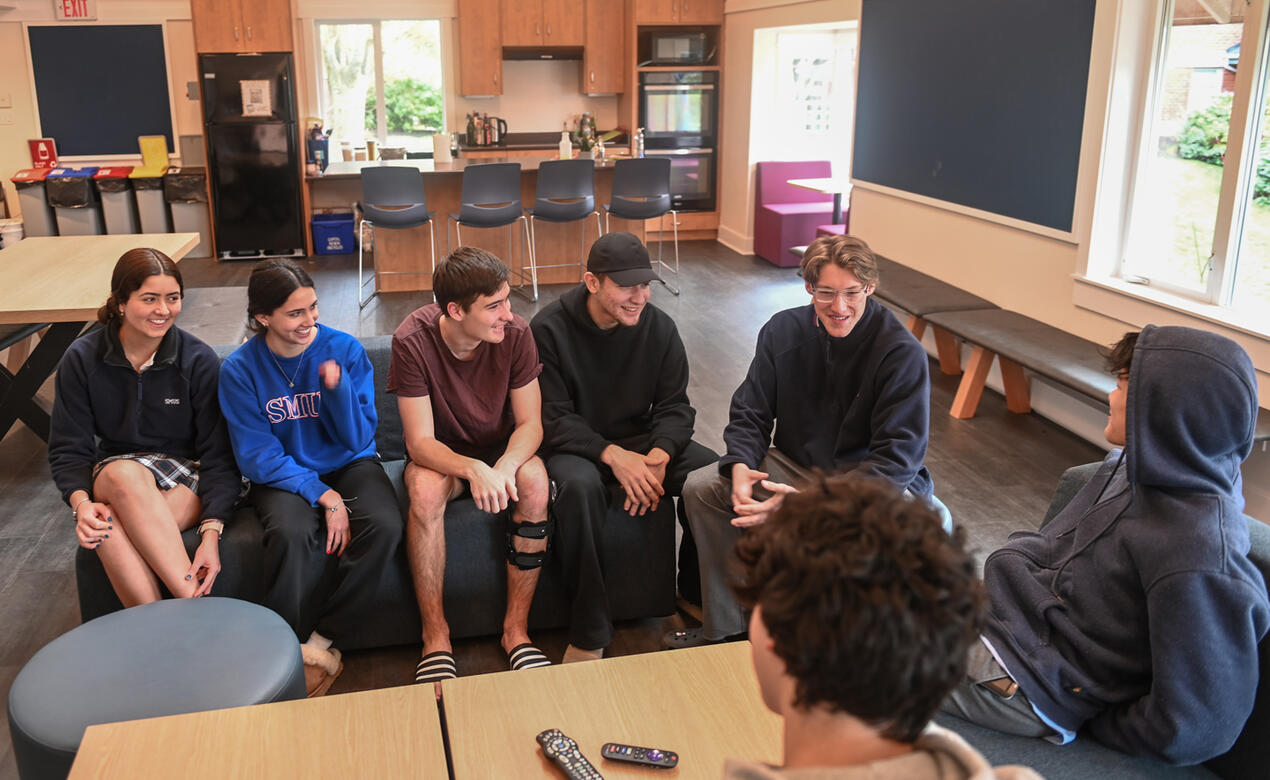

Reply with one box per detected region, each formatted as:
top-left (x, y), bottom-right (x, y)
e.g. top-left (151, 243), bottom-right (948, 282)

top-left (201, 53), bottom-right (305, 259)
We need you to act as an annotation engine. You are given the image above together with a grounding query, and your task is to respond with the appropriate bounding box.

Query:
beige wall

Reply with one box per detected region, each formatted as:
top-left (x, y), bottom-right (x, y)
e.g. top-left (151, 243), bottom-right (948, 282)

top-left (717, 0), bottom-right (859, 254)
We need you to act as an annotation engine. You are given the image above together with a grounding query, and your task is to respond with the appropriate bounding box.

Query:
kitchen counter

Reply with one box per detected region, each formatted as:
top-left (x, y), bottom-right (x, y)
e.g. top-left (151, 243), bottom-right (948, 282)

top-left (312, 156), bottom-right (624, 181)
top-left (457, 131), bottom-right (630, 152)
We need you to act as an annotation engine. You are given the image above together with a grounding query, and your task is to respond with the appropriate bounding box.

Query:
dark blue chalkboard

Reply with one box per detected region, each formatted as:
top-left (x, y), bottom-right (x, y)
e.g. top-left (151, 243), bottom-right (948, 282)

top-left (28, 25), bottom-right (173, 157)
top-left (852, 0), bottom-right (1096, 232)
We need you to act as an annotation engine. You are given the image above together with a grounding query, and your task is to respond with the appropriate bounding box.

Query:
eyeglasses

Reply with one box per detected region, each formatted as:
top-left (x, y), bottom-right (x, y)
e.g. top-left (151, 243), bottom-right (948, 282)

top-left (811, 287), bottom-right (870, 304)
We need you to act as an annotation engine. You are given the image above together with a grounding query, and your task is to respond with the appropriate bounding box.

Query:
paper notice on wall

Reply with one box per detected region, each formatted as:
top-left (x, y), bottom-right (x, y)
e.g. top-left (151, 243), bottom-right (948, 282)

top-left (241, 80), bottom-right (272, 117)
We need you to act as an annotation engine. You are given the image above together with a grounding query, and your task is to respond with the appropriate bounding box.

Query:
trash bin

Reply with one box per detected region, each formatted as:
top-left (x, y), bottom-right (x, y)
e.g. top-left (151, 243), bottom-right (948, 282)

top-left (130, 135), bottom-right (172, 234)
top-left (94, 167), bottom-right (139, 235)
top-left (46, 167), bottom-right (104, 236)
top-left (10, 169), bottom-right (58, 237)
top-left (164, 167), bottom-right (211, 258)
top-left (0, 218), bottom-right (23, 249)
top-left (311, 211), bottom-right (355, 255)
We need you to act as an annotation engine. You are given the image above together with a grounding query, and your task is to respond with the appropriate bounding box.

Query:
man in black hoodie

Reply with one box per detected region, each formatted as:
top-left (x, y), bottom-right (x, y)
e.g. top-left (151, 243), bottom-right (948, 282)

top-left (667, 234), bottom-right (943, 649)
top-left (940, 326), bottom-right (1269, 765)
top-left (531, 232), bottom-right (719, 662)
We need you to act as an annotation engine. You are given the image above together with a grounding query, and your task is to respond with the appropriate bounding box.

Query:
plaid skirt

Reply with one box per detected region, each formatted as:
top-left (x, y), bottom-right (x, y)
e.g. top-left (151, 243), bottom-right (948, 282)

top-left (93, 452), bottom-right (199, 493)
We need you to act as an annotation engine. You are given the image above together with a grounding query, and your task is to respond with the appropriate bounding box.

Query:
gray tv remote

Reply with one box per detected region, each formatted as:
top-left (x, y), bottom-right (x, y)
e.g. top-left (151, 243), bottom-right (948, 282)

top-left (537, 728), bottom-right (605, 780)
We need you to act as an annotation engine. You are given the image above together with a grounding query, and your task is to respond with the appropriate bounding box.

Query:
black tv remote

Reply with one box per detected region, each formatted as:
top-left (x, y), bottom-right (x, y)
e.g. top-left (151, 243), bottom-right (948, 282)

top-left (537, 729), bottom-right (605, 780)
top-left (601, 742), bottom-right (679, 769)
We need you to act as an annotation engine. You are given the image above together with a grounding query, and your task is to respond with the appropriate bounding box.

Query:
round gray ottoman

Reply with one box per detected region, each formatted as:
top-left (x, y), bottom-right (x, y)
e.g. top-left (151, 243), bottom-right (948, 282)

top-left (8, 597), bottom-right (305, 779)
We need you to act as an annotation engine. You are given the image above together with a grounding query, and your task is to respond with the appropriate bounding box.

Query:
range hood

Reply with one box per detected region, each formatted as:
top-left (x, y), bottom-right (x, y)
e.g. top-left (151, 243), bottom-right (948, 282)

top-left (503, 46), bottom-right (583, 60)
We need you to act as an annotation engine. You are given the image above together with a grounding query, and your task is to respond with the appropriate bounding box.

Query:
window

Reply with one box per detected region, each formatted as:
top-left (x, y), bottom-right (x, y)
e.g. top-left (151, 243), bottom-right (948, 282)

top-left (750, 23), bottom-right (855, 178)
top-left (316, 20), bottom-right (444, 157)
top-left (1122, 1), bottom-right (1270, 315)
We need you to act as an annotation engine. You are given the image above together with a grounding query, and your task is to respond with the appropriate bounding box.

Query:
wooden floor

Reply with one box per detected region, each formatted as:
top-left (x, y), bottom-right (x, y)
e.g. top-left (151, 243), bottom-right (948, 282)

top-left (0, 241), bottom-right (1103, 779)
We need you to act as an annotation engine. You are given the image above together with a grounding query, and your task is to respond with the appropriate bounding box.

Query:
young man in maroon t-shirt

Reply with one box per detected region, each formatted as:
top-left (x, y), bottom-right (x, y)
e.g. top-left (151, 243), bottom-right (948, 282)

top-left (388, 247), bottom-right (552, 684)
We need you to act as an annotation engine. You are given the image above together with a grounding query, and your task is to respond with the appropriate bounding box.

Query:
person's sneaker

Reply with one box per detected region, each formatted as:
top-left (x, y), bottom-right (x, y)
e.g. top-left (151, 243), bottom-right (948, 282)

top-left (661, 628), bottom-right (747, 650)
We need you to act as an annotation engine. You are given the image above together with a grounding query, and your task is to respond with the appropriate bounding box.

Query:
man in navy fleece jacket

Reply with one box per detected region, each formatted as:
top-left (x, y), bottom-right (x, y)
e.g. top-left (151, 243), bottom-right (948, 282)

top-left (667, 234), bottom-right (942, 648)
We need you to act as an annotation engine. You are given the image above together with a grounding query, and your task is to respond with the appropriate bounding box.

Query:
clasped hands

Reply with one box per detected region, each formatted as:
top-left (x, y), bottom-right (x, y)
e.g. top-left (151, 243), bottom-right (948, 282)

top-left (730, 462), bottom-right (798, 528)
top-left (604, 445), bottom-right (670, 516)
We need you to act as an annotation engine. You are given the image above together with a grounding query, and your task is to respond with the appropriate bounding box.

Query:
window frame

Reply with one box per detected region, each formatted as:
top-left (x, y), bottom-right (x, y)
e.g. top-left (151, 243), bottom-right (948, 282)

top-left (1120, 0), bottom-right (1270, 309)
top-left (313, 17), bottom-right (446, 151)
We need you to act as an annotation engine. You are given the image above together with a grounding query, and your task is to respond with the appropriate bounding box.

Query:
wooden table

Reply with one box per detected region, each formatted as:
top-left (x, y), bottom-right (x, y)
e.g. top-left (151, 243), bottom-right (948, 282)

top-left (787, 177), bottom-right (853, 225)
top-left (0, 233), bottom-right (198, 440)
top-left (70, 685), bottom-right (447, 779)
top-left (442, 642), bottom-right (783, 779)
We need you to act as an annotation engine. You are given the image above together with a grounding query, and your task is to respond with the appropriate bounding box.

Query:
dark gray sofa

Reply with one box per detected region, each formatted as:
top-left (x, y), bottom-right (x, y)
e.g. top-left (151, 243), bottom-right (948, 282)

top-left (938, 462), bottom-right (1270, 780)
top-left (75, 335), bottom-right (678, 650)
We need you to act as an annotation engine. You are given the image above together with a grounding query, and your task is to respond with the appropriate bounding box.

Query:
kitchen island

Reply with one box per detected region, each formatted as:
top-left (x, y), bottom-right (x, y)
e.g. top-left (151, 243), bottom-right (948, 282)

top-left (307, 157), bottom-right (646, 294)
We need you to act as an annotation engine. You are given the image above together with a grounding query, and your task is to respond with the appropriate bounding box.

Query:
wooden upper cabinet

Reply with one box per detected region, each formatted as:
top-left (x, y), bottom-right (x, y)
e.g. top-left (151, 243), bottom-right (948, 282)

top-left (461, 0), bottom-right (504, 96)
top-left (543, 0), bottom-right (585, 46)
top-left (238, 0), bottom-right (293, 52)
top-left (501, 0), bottom-right (542, 47)
top-left (634, 0), bottom-right (722, 24)
top-left (677, 0), bottom-right (723, 24)
top-left (582, 0), bottom-right (623, 94)
top-left (191, 0), bottom-right (292, 53)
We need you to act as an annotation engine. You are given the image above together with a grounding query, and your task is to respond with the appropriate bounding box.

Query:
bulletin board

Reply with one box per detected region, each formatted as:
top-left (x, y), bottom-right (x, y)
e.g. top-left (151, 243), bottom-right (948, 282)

top-left (26, 24), bottom-right (175, 157)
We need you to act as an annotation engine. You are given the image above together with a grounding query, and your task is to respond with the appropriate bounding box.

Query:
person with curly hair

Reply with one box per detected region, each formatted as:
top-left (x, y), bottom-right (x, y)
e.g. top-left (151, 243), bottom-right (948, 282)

top-left (725, 472), bottom-right (1039, 778)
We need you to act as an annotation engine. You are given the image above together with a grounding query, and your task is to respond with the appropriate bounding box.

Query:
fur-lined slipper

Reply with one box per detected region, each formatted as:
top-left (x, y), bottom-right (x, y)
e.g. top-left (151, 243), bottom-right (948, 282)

top-left (415, 650), bottom-right (458, 683)
top-left (507, 643), bottom-right (552, 671)
top-left (301, 645), bottom-right (343, 698)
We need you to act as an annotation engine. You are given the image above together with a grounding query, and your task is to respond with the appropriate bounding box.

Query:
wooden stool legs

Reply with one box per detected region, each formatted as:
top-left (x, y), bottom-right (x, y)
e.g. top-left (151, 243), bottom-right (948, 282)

top-left (903, 315), bottom-right (962, 375)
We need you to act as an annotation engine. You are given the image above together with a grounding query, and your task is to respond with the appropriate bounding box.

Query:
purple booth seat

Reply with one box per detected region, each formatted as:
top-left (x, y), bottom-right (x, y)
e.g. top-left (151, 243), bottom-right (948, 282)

top-left (816, 223), bottom-right (847, 238)
top-left (754, 160), bottom-right (834, 267)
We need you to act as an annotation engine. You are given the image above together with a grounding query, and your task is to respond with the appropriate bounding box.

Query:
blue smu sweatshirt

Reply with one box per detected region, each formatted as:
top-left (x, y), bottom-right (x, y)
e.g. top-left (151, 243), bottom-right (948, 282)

top-left (218, 325), bottom-right (378, 505)
top-left (720, 297), bottom-right (932, 495)
top-left (985, 325), bottom-right (1270, 765)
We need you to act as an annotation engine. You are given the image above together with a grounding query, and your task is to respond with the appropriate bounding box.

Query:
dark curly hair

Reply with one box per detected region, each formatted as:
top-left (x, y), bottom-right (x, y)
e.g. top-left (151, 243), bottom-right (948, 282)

top-left (732, 473), bottom-right (983, 743)
top-left (1102, 331), bottom-right (1139, 376)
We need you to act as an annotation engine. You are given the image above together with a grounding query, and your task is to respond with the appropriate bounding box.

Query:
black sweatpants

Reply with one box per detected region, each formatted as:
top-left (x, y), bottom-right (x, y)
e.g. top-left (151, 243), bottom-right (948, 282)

top-left (548, 439), bottom-right (719, 650)
top-left (251, 458), bottom-right (403, 644)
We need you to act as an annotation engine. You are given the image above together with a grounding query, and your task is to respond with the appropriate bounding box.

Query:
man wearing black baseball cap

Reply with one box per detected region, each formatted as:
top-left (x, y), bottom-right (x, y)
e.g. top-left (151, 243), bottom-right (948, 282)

top-left (531, 232), bottom-right (718, 662)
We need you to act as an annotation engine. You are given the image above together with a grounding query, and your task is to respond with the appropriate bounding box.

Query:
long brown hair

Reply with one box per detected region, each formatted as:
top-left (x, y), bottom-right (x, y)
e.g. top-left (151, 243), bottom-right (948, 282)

top-left (246, 259), bottom-right (315, 334)
top-left (97, 248), bottom-right (184, 326)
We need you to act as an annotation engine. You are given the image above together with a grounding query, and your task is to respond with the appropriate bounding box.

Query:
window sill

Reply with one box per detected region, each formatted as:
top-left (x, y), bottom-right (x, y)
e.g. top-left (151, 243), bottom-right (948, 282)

top-left (1073, 275), bottom-right (1270, 373)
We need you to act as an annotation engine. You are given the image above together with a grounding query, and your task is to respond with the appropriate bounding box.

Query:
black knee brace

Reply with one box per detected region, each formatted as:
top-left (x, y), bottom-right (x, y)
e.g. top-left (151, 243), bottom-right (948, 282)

top-left (505, 481), bottom-right (556, 571)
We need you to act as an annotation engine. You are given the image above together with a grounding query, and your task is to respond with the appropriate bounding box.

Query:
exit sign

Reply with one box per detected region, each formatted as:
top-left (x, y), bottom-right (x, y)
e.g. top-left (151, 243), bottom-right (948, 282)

top-left (54, 0), bottom-right (96, 21)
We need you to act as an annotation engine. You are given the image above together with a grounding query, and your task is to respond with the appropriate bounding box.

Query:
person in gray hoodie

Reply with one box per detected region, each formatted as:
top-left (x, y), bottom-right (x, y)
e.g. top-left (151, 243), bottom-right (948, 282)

top-left (725, 473), bottom-right (1040, 780)
top-left (940, 325), bottom-right (1270, 765)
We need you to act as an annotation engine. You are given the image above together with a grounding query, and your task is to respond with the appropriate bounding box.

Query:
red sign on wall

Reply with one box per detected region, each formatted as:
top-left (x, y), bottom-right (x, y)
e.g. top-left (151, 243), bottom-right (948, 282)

top-left (28, 138), bottom-right (57, 169)
top-left (54, 1), bottom-right (97, 21)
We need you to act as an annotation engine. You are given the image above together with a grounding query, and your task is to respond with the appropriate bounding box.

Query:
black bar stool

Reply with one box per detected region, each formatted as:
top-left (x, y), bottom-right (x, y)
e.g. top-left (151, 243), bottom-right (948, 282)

top-left (602, 158), bottom-right (680, 295)
top-left (525, 159), bottom-right (603, 301)
top-left (448, 162), bottom-right (532, 296)
top-left (357, 166), bottom-right (436, 309)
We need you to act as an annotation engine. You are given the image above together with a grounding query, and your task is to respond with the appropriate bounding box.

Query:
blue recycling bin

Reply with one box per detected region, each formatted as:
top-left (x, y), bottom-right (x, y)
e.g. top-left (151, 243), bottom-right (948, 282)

top-left (311, 212), bottom-right (355, 255)
top-left (46, 167), bottom-right (104, 236)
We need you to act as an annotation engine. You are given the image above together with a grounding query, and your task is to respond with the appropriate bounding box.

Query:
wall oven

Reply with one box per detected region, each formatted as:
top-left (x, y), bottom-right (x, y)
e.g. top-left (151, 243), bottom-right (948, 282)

top-left (646, 148), bottom-right (715, 212)
top-left (639, 71), bottom-right (718, 150)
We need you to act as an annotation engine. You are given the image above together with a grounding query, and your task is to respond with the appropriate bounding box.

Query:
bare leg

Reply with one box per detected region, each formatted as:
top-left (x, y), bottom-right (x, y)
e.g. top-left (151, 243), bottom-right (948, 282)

top-left (93, 461), bottom-right (200, 600)
top-left (92, 501), bottom-right (163, 607)
top-left (502, 455), bottom-right (550, 654)
top-left (404, 461), bottom-right (462, 654)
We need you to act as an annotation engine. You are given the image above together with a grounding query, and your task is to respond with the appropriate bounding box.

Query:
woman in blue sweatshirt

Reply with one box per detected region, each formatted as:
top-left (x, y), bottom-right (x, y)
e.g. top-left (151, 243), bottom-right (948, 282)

top-left (48, 248), bottom-right (238, 606)
top-left (219, 259), bottom-right (401, 696)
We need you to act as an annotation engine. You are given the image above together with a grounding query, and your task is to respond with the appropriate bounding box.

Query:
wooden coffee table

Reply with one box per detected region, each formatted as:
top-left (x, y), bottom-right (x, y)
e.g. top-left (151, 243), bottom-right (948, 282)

top-left (442, 642), bottom-right (782, 778)
top-left (69, 685), bottom-right (448, 778)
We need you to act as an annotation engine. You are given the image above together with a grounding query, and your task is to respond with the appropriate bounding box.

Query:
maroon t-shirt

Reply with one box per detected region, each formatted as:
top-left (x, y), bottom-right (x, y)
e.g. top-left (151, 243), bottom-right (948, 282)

top-left (388, 304), bottom-right (542, 458)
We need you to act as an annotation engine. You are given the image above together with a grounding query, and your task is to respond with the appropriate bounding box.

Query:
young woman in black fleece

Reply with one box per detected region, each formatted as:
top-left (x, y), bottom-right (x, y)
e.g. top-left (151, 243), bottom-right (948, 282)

top-left (48, 249), bottom-right (238, 606)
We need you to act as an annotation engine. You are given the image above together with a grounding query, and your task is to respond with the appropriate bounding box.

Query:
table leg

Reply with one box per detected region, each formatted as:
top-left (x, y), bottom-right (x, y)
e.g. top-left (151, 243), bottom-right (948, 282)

top-left (0, 321), bottom-right (86, 442)
top-left (832, 193), bottom-right (843, 225)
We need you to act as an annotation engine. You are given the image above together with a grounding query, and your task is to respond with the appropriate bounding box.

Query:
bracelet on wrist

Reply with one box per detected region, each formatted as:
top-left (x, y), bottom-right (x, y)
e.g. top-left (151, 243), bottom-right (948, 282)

top-left (71, 497), bottom-right (91, 519)
top-left (197, 520), bottom-right (225, 539)
top-left (325, 503), bottom-right (344, 514)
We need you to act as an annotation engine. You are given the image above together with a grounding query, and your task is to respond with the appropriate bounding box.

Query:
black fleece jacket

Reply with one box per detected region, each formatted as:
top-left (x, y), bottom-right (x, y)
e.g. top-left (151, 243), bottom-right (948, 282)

top-left (530, 284), bottom-right (696, 460)
top-left (721, 298), bottom-right (932, 495)
top-left (48, 324), bottom-right (240, 523)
